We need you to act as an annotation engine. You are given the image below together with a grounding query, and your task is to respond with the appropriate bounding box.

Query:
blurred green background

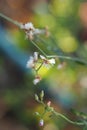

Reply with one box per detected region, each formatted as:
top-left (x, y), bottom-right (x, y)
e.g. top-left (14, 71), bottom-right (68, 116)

top-left (0, 0), bottom-right (87, 130)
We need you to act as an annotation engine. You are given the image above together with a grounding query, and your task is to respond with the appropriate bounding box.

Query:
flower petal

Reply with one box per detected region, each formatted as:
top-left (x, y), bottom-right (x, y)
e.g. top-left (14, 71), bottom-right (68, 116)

top-left (26, 56), bottom-right (34, 68)
top-left (34, 52), bottom-right (38, 61)
top-left (40, 55), bottom-right (46, 60)
top-left (48, 58), bottom-right (55, 65)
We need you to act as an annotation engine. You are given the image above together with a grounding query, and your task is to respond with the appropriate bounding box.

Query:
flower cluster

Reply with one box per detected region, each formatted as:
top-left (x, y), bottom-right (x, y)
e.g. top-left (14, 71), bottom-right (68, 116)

top-left (26, 52), bottom-right (38, 69)
top-left (20, 22), bottom-right (49, 40)
top-left (26, 52), bottom-right (56, 85)
top-left (35, 91), bottom-right (53, 127)
top-left (40, 55), bottom-right (55, 68)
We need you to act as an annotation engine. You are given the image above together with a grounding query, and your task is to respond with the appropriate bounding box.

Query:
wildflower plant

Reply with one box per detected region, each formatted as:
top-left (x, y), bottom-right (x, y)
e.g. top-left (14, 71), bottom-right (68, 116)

top-left (0, 12), bottom-right (87, 130)
top-left (34, 90), bottom-right (87, 129)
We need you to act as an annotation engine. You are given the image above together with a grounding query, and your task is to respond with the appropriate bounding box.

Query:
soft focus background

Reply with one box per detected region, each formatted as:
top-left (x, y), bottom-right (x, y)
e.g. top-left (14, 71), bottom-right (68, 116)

top-left (0, 0), bottom-right (87, 130)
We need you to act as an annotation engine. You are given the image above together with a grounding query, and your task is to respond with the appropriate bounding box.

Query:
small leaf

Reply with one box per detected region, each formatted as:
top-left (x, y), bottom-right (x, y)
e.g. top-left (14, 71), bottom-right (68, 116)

top-left (35, 112), bottom-right (40, 117)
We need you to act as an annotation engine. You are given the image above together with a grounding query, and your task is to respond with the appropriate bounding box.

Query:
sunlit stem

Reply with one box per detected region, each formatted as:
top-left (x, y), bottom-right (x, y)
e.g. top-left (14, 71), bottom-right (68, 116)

top-left (52, 111), bottom-right (84, 126)
top-left (0, 13), bottom-right (21, 27)
top-left (41, 101), bottom-right (84, 126)
top-left (47, 55), bottom-right (87, 65)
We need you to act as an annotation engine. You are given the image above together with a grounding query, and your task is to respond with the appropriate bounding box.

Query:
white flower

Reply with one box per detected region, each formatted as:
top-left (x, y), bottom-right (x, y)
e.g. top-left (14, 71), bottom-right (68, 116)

top-left (33, 76), bottom-right (41, 85)
top-left (48, 58), bottom-right (55, 65)
top-left (40, 55), bottom-right (46, 60)
top-left (26, 52), bottom-right (38, 68)
top-left (20, 22), bottom-right (50, 40)
top-left (20, 22), bottom-right (35, 30)
top-left (26, 56), bottom-right (34, 68)
top-left (40, 55), bottom-right (55, 68)
top-left (33, 52), bottom-right (38, 61)
top-left (39, 119), bottom-right (44, 127)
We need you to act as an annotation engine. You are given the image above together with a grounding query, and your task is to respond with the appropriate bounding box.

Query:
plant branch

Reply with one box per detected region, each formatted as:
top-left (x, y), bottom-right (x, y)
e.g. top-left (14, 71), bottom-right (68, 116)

top-left (47, 55), bottom-right (87, 65)
top-left (30, 40), bottom-right (47, 57)
top-left (52, 110), bottom-right (84, 126)
top-left (36, 62), bottom-right (43, 72)
top-left (0, 13), bottom-right (21, 27)
top-left (0, 12), bottom-right (87, 65)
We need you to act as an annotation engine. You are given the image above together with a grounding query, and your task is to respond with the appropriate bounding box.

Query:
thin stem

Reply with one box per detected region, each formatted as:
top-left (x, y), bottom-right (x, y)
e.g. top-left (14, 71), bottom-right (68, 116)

top-left (30, 40), bottom-right (47, 57)
top-left (1, 13), bottom-right (87, 65)
top-left (52, 111), bottom-right (84, 126)
top-left (36, 62), bottom-right (43, 72)
top-left (0, 13), bottom-right (21, 27)
top-left (36, 36), bottom-right (48, 45)
top-left (40, 109), bottom-right (47, 118)
top-left (47, 55), bottom-right (87, 65)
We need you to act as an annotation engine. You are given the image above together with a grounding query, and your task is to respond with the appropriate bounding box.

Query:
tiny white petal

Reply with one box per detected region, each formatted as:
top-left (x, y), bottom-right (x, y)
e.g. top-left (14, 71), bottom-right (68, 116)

top-left (34, 29), bottom-right (42, 35)
top-left (40, 55), bottom-right (46, 60)
top-left (26, 56), bottom-right (34, 68)
top-left (28, 31), bottom-right (34, 40)
top-left (24, 22), bottom-right (34, 30)
top-left (48, 58), bottom-right (55, 65)
top-left (33, 78), bottom-right (40, 85)
top-left (34, 52), bottom-right (38, 61)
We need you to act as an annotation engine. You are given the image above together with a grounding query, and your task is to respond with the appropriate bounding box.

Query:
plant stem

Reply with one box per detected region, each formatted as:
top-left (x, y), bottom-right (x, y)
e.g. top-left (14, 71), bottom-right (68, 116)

top-left (0, 13), bottom-right (87, 65)
top-left (47, 55), bottom-right (87, 65)
top-left (36, 62), bottom-right (43, 72)
top-left (30, 40), bottom-right (47, 57)
top-left (52, 111), bottom-right (84, 126)
top-left (0, 13), bottom-right (21, 27)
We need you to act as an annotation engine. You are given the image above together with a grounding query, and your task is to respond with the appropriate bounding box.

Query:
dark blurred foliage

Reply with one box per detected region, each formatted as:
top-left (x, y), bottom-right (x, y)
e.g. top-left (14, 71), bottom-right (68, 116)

top-left (0, 0), bottom-right (87, 130)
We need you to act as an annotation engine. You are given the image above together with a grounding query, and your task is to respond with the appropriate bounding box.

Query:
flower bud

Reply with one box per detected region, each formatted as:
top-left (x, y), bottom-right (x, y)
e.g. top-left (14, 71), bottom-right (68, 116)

top-left (35, 112), bottom-right (40, 116)
top-left (35, 94), bottom-right (39, 101)
top-left (39, 119), bottom-right (44, 127)
top-left (40, 90), bottom-right (44, 101)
